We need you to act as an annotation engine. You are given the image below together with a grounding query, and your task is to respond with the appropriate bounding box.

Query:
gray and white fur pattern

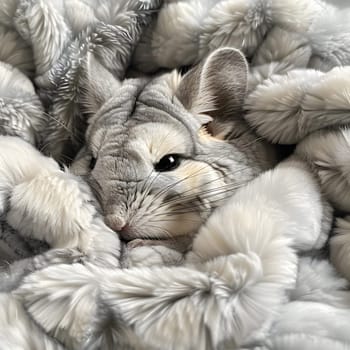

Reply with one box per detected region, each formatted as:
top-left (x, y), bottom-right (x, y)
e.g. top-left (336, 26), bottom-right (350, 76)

top-left (71, 48), bottom-right (275, 242)
top-left (0, 136), bottom-right (121, 269)
top-left (0, 0), bottom-right (161, 262)
top-left (1, 0), bottom-right (350, 349)
top-left (133, 0), bottom-right (350, 76)
top-left (0, 0), bottom-right (163, 162)
top-left (0, 62), bottom-right (44, 145)
top-left (0, 47), bottom-right (349, 350)
top-left (0, 151), bottom-right (339, 349)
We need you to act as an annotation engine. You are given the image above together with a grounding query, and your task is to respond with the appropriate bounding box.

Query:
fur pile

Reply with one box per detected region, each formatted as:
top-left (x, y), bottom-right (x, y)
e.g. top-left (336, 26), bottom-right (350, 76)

top-left (1, 0), bottom-right (350, 349)
top-left (0, 0), bottom-right (161, 261)
top-left (0, 0), bottom-right (161, 160)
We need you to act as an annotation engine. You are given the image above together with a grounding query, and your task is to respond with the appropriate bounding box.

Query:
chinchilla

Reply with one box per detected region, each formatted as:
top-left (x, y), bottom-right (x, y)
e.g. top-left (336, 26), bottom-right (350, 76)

top-left (71, 48), bottom-right (277, 242)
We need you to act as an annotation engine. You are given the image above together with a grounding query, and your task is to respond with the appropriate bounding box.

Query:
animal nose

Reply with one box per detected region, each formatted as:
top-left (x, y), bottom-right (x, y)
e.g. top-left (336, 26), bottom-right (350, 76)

top-left (105, 214), bottom-right (127, 232)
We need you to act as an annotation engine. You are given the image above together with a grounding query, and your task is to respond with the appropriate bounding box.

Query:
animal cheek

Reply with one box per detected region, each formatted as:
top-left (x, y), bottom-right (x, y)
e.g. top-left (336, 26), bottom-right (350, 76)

top-left (136, 203), bottom-right (203, 237)
top-left (174, 162), bottom-right (206, 191)
top-left (175, 161), bottom-right (216, 195)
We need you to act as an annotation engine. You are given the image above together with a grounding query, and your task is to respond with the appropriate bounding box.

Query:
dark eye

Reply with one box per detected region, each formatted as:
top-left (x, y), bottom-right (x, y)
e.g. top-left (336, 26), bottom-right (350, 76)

top-left (154, 154), bottom-right (181, 172)
top-left (89, 156), bottom-right (97, 170)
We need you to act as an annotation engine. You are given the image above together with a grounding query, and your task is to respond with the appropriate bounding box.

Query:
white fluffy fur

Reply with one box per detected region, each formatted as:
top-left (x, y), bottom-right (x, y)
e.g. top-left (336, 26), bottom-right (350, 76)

top-left (0, 136), bottom-right (121, 267)
top-left (0, 63), bottom-right (45, 144)
top-left (14, 0), bottom-right (71, 77)
top-left (0, 294), bottom-right (64, 349)
top-left (3, 156), bottom-right (335, 349)
top-left (1, 0), bottom-right (350, 348)
top-left (133, 0), bottom-right (347, 73)
top-left (0, 26), bottom-right (34, 76)
top-left (295, 128), bottom-right (350, 212)
top-left (245, 67), bottom-right (350, 144)
top-left (265, 302), bottom-right (350, 350)
top-left (0, 136), bottom-right (59, 211)
top-left (190, 158), bottom-right (330, 260)
top-left (257, 257), bottom-right (350, 349)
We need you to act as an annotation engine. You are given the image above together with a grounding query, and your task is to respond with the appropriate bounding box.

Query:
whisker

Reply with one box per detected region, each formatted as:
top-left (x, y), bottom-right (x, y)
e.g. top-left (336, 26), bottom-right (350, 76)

top-left (43, 111), bottom-right (75, 135)
top-left (158, 170), bottom-right (249, 207)
top-left (140, 223), bottom-right (174, 239)
top-left (43, 110), bottom-right (86, 146)
top-left (126, 128), bottom-right (178, 210)
top-left (150, 154), bottom-right (230, 201)
top-left (160, 173), bottom-right (228, 206)
top-left (138, 127), bottom-right (184, 202)
top-left (139, 168), bottom-right (156, 198)
top-left (239, 135), bottom-right (266, 148)
top-left (149, 153), bottom-right (235, 202)
top-left (59, 153), bottom-right (75, 163)
top-left (157, 186), bottom-right (242, 215)
top-left (149, 217), bottom-right (202, 224)
top-left (38, 141), bottom-right (54, 154)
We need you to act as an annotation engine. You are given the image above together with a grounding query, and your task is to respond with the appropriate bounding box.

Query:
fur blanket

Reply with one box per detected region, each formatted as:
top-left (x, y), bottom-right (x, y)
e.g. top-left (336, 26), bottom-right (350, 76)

top-left (1, 0), bottom-right (350, 349)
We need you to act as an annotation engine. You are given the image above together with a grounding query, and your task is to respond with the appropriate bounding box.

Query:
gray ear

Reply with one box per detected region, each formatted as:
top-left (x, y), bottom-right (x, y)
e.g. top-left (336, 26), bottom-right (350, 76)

top-left (82, 52), bottom-right (121, 114)
top-left (176, 48), bottom-right (249, 137)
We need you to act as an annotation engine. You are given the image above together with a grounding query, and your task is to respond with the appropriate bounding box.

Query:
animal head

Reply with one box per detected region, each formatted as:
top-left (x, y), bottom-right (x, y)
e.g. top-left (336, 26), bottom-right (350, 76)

top-left (72, 48), bottom-right (275, 241)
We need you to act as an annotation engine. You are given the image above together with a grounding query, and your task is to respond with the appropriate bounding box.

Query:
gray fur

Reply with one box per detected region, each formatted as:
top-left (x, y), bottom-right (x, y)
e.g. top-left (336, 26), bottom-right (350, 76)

top-left (132, 0), bottom-right (350, 76)
top-left (0, 62), bottom-right (45, 145)
top-left (72, 48), bottom-right (275, 240)
top-left (0, 0), bottom-right (161, 263)
top-left (11, 0), bottom-right (163, 162)
top-left (1, 0), bottom-right (350, 349)
top-left (0, 248), bottom-right (82, 292)
top-left (245, 68), bottom-right (350, 144)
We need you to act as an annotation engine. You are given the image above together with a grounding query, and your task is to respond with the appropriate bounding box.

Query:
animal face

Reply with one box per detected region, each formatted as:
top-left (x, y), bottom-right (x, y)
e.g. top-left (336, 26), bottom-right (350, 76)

top-left (72, 49), bottom-right (275, 241)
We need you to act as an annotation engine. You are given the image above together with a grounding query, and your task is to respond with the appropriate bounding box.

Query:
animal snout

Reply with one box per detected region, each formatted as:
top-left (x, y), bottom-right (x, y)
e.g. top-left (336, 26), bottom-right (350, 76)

top-left (105, 214), bottom-right (127, 232)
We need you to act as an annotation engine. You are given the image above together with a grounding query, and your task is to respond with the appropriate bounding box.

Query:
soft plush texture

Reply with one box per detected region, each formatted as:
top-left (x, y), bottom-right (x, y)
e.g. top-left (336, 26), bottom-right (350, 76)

top-left (1, 0), bottom-right (350, 349)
